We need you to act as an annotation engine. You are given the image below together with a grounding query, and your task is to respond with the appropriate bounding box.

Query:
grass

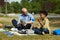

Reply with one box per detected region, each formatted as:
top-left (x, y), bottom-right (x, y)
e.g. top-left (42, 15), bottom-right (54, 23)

top-left (0, 16), bottom-right (60, 40)
top-left (0, 32), bottom-right (60, 40)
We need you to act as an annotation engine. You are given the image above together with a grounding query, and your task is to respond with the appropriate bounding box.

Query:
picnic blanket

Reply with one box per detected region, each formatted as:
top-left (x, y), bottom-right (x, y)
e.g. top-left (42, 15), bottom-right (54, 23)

top-left (3, 28), bottom-right (36, 36)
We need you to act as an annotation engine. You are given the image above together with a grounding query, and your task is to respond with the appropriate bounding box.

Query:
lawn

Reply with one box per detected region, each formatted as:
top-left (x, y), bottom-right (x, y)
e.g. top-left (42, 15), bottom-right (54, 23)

top-left (0, 16), bottom-right (60, 40)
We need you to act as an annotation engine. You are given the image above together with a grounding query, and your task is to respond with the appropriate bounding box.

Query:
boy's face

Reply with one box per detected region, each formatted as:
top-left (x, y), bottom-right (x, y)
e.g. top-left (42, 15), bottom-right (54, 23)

top-left (40, 13), bottom-right (46, 19)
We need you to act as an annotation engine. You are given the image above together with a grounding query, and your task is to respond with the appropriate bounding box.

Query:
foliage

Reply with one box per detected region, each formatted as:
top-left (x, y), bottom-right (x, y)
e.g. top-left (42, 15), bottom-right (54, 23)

top-left (0, 0), bottom-right (60, 14)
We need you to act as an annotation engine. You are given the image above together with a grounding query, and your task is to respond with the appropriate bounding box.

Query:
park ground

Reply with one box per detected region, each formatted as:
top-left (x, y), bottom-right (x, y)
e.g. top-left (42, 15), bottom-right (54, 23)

top-left (0, 16), bottom-right (60, 40)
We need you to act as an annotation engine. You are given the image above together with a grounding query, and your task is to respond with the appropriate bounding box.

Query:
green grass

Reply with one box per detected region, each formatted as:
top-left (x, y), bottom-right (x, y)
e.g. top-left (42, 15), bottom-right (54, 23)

top-left (0, 32), bottom-right (60, 40)
top-left (0, 16), bottom-right (60, 40)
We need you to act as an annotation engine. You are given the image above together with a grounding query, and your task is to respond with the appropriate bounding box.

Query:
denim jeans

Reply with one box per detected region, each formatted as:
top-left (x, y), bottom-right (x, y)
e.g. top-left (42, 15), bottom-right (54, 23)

top-left (32, 27), bottom-right (49, 34)
top-left (12, 19), bottom-right (31, 30)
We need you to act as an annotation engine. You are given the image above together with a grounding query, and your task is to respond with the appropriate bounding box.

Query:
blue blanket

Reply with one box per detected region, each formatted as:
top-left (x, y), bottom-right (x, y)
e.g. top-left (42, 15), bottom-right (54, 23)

top-left (53, 29), bottom-right (60, 35)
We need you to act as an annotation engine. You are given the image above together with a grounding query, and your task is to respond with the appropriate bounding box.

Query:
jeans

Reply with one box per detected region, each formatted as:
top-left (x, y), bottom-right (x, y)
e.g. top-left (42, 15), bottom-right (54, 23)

top-left (12, 19), bottom-right (31, 30)
top-left (32, 27), bottom-right (49, 34)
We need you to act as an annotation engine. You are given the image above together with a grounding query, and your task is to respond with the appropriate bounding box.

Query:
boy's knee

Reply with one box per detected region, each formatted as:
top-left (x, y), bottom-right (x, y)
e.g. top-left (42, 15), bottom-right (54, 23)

top-left (43, 28), bottom-right (49, 34)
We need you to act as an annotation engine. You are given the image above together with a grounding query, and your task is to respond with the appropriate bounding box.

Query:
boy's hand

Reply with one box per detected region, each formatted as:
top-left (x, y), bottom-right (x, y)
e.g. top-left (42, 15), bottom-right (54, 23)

top-left (37, 19), bottom-right (41, 23)
top-left (32, 24), bottom-right (38, 29)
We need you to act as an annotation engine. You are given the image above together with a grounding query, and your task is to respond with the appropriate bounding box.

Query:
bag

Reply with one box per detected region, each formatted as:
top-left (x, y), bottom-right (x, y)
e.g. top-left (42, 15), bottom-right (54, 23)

top-left (53, 29), bottom-right (60, 35)
top-left (11, 28), bottom-right (18, 32)
top-left (5, 25), bottom-right (13, 29)
top-left (18, 29), bottom-right (26, 34)
top-left (26, 29), bottom-right (34, 34)
top-left (18, 29), bottom-right (34, 34)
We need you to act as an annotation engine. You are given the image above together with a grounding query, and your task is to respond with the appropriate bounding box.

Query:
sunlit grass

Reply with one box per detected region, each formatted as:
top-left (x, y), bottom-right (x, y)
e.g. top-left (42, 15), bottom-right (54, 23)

top-left (0, 16), bottom-right (60, 40)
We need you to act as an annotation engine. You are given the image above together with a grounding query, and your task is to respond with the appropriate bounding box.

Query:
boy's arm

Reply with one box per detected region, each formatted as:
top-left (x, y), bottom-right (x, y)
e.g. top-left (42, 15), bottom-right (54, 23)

top-left (38, 19), bottom-right (44, 27)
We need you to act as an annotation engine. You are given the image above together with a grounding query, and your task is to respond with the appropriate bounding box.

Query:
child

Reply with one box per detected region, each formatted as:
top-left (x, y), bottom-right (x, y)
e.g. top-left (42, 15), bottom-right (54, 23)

top-left (32, 11), bottom-right (51, 34)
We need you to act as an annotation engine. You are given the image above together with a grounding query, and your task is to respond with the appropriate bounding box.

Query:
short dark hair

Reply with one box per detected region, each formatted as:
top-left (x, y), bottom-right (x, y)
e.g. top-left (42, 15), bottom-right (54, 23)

top-left (39, 11), bottom-right (48, 16)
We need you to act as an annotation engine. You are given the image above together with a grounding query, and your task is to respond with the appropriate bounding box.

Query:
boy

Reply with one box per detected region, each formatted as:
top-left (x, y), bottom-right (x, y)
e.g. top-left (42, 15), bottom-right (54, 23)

top-left (32, 11), bottom-right (51, 34)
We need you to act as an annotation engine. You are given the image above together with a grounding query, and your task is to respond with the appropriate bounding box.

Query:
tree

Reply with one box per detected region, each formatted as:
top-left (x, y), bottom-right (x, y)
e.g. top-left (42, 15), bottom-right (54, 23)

top-left (31, 0), bottom-right (40, 13)
top-left (1, 0), bottom-right (60, 14)
top-left (10, 2), bottom-right (22, 13)
top-left (21, 0), bottom-right (32, 12)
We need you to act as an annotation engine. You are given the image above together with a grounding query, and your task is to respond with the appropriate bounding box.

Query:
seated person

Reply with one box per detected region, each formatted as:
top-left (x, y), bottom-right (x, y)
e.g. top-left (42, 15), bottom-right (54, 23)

top-left (32, 11), bottom-right (51, 34)
top-left (12, 8), bottom-right (35, 30)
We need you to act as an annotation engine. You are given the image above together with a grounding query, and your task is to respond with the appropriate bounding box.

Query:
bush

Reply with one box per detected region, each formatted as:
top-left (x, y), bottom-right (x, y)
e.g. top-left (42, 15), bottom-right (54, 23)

top-left (54, 9), bottom-right (60, 14)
